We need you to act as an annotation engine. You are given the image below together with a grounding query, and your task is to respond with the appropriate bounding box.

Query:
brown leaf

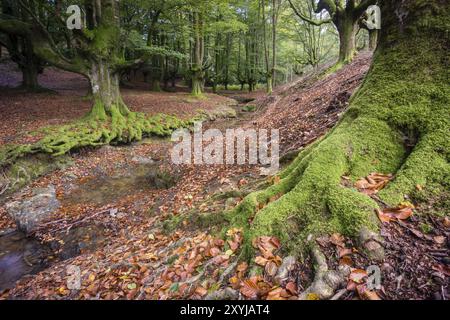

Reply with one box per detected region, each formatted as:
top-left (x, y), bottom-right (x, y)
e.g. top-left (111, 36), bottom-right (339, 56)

top-left (330, 233), bottom-right (345, 247)
top-left (255, 256), bottom-right (269, 267)
top-left (339, 255), bottom-right (353, 267)
top-left (265, 261), bottom-right (278, 277)
top-left (355, 173), bottom-right (393, 195)
top-left (240, 279), bottom-right (260, 299)
top-left (433, 236), bottom-right (446, 245)
top-left (377, 204), bottom-right (414, 223)
top-left (194, 286), bottom-right (208, 297)
top-left (254, 236), bottom-right (281, 259)
top-left (349, 269), bottom-right (367, 284)
top-left (338, 247), bottom-right (353, 258)
top-left (237, 262), bottom-right (248, 273)
top-left (357, 284), bottom-right (382, 300)
top-left (443, 217), bottom-right (450, 229)
top-left (266, 287), bottom-right (288, 300)
top-left (285, 282), bottom-right (298, 295)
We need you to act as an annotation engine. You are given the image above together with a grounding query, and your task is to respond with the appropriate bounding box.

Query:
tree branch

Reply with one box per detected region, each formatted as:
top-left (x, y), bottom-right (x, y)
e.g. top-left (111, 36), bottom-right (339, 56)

top-left (288, 0), bottom-right (332, 26)
top-left (355, 0), bottom-right (378, 17)
top-left (0, 18), bottom-right (87, 76)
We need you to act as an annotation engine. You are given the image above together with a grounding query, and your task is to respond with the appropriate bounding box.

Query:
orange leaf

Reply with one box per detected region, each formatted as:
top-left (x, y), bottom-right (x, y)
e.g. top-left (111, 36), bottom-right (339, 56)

top-left (266, 287), bottom-right (288, 300)
top-left (255, 256), bottom-right (269, 266)
top-left (285, 282), bottom-right (298, 295)
top-left (349, 269), bottom-right (367, 284)
top-left (195, 286), bottom-right (208, 297)
top-left (240, 279), bottom-right (260, 299)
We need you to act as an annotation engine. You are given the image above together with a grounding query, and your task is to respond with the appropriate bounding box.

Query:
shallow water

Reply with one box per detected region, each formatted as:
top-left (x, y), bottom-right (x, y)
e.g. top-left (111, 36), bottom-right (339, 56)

top-left (62, 164), bottom-right (175, 206)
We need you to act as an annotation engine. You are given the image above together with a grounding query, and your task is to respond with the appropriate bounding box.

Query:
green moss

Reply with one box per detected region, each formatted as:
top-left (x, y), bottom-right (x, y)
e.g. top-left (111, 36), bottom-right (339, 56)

top-left (226, 20), bottom-right (449, 255)
top-left (0, 154), bottom-right (73, 197)
top-left (0, 101), bottom-right (197, 168)
top-left (242, 105), bottom-right (257, 113)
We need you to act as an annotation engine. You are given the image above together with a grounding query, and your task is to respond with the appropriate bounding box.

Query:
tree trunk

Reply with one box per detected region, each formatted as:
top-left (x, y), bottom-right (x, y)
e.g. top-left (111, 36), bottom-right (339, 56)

top-left (368, 29), bottom-right (378, 51)
top-left (191, 72), bottom-right (203, 97)
top-left (87, 60), bottom-right (129, 119)
top-left (21, 62), bottom-right (40, 90)
top-left (337, 18), bottom-right (358, 64)
top-left (230, 0), bottom-right (449, 265)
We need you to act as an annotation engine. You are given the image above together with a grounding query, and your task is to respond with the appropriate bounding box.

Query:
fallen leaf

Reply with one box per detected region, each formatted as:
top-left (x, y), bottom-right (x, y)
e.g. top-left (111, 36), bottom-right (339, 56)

top-left (285, 282), bottom-right (298, 295)
top-left (237, 262), bottom-right (248, 273)
top-left (355, 173), bottom-right (393, 195)
top-left (338, 247), bottom-right (353, 258)
top-left (194, 286), bottom-right (208, 297)
top-left (266, 287), bottom-right (288, 300)
top-left (265, 261), bottom-right (278, 277)
top-left (349, 269), bottom-right (367, 284)
top-left (306, 293), bottom-right (320, 300)
top-left (443, 217), bottom-right (450, 229)
top-left (330, 233), bottom-right (345, 247)
top-left (339, 255), bottom-right (353, 267)
top-left (255, 256), bottom-right (269, 266)
top-left (240, 279), bottom-right (260, 299)
top-left (433, 236), bottom-right (446, 244)
top-left (377, 204), bottom-right (414, 223)
top-left (357, 284), bottom-right (381, 300)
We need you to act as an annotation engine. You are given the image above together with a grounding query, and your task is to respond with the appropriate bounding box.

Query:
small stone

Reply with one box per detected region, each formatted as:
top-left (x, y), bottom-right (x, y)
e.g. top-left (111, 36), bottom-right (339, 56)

top-left (274, 256), bottom-right (296, 285)
top-left (6, 185), bottom-right (60, 234)
top-left (131, 156), bottom-right (155, 165)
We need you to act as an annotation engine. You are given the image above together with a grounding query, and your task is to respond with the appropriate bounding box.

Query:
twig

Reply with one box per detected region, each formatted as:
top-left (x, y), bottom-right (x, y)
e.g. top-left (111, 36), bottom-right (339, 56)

top-left (331, 288), bottom-right (348, 300)
top-left (51, 208), bottom-right (112, 233)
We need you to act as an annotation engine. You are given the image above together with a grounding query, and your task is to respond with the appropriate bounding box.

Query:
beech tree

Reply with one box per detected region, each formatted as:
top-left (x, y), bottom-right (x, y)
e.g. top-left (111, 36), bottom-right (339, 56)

top-left (0, 0), bottom-right (45, 90)
top-left (228, 0), bottom-right (449, 298)
top-left (0, 0), bottom-right (188, 165)
top-left (288, 0), bottom-right (377, 65)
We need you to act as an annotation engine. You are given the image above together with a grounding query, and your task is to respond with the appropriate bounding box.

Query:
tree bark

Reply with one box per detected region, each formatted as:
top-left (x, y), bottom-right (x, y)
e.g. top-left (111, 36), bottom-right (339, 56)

top-left (229, 0), bottom-right (450, 261)
top-left (336, 17), bottom-right (358, 64)
top-left (368, 29), bottom-right (378, 51)
top-left (88, 60), bottom-right (130, 119)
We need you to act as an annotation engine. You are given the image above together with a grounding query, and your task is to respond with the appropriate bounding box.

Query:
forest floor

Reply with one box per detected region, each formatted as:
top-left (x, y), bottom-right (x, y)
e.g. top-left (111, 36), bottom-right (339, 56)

top-left (0, 53), bottom-right (448, 300)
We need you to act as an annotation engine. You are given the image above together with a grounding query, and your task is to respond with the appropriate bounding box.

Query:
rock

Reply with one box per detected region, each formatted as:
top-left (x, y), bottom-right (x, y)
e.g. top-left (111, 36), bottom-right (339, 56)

top-left (274, 256), bottom-right (297, 285)
top-left (359, 227), bottom-right (385, 262)
top-left (205, 288), bottom-right (239, 300)
top-left (6, 185), bottom-right (60, 234)
top-left (131, 155), bottom-right (155, 165)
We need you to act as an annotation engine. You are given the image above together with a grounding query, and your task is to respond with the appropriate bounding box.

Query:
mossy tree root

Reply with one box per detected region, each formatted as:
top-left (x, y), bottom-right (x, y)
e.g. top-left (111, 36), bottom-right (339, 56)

top-left (0, 102), bottom-right (195, 168)
top-left (227, 16), bottom-right (450, 258)
top-left (227, 114), bottom-right (404, 256)
top-left (227, 101), bottom-right (448, 258)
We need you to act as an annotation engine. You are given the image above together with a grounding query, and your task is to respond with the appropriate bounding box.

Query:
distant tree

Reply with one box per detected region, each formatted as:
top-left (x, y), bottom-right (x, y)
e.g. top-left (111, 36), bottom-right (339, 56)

top-left (288, 0), bottom-right (377, 65)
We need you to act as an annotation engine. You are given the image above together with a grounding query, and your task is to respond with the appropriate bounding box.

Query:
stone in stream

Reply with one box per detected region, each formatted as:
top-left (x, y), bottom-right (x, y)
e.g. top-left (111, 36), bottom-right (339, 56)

top-left (131, 155), bottom-right (155, 165)
top-left (6, 185), bottom-right (61, 234)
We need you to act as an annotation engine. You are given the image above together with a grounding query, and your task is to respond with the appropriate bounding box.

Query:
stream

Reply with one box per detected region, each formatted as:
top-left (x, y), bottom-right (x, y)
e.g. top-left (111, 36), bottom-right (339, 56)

top-left (0, 161), bottom-right (174, 292)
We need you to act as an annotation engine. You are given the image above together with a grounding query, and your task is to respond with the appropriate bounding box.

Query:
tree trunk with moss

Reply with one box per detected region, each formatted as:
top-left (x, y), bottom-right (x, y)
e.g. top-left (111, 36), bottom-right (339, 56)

top-left (289, 0), bottom-right (377, 65)
top-left (229, 0), bottom-right (449, 264)
top-left (1, 0), bottom-right (44, 91)
top-left (368, 29), bottom-right (378, 51)
top-left (0, 0), bottom-right (191, 167)
top-left (336, 15), bottom-right (358, 64)
top-left (191, 11), bottom-right (205, 97)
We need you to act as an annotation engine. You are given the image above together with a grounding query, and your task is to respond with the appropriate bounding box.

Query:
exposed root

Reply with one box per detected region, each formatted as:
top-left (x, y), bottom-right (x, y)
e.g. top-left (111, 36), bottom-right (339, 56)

top-left (0, 102), bottom-right (197, 168)
top-left (298, 246), bottom-right (350, 300)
